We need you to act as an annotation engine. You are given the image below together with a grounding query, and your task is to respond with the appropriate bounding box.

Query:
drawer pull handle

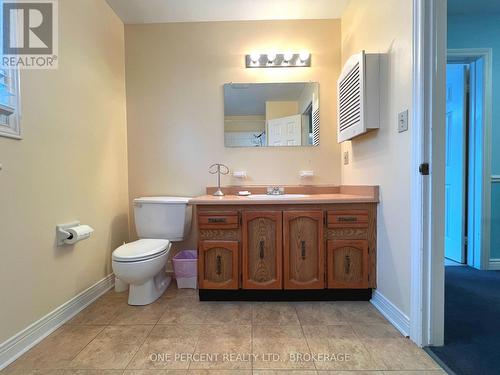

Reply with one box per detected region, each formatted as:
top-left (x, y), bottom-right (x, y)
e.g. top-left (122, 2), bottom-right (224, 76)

top-left (301, 240), bottom-right (306, 260)
top-left (216, 255), bottom-right (222, 275)
top-left (259, 240), bottom-right (265, 260)
top-left (208, 217), bottom-right (227, 223)
top-left (338, 216), bottom-right (358, 222)
top-left (345, 255), bottom-right (351, 274)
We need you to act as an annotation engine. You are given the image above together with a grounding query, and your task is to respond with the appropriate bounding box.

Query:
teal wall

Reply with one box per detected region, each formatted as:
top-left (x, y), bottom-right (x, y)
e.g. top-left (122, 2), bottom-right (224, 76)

top-left (448, 14), bottom-right (500, 259)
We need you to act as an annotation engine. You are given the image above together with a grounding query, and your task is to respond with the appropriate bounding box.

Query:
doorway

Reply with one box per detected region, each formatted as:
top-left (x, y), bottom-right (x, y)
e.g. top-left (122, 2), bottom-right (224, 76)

top-left (444, 52), bottom-right (490, 269)
top-left (410, 0), bottom-right (495, 350)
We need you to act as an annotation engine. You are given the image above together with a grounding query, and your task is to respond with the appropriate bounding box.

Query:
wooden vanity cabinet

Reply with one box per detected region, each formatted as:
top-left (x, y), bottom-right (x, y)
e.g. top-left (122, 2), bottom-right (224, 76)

top-left (242, 211), bottom-right (282, 289)
top-left (283, 210), bottom-right (324, 289)
top-left (196, 202), bottom-right (377, 293)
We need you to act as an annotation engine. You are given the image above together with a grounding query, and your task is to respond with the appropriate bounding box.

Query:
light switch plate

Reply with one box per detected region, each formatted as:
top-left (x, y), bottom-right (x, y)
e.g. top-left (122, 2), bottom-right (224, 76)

top-left (343, 151), bottom-right (349, 165)
top-left (398, 110), bottom-right (409, 133)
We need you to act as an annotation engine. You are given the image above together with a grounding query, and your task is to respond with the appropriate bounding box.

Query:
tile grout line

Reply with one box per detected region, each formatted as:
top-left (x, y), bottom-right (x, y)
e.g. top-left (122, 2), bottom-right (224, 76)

top-left (349, 322), bottom-right (387, 371)
top-left (123, 290), bottom-right (170, 371)
top-left (62, 323), bottom-right (108, 370)
top-left (62, 292), bottom-right (123, 370)
top-left (120, 323), bottom-right (155, 371)
top-left (187, 290), bottom-right (206, 373)
top-left (296, 303), bottom-right (319, 374)
top-left (187, 323), bottom-right (204, 372)
top-left (251, 302), bottom-right (254, 373)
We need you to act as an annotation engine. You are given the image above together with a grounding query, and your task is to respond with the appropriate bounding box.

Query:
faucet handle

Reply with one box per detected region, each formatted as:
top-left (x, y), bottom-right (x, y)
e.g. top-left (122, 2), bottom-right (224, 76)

top-left (267, 186), bottom-right (284, 195)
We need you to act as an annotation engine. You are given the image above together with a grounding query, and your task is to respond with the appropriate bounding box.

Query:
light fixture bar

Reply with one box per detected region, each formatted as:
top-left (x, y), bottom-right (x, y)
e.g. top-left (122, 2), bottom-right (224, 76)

top-left (245, 52), bottom-right (311, 68)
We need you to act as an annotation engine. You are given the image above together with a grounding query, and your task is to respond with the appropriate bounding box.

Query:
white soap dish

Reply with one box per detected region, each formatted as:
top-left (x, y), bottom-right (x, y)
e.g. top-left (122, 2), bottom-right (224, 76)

top-left (238, 191), bottom-right (251, 196)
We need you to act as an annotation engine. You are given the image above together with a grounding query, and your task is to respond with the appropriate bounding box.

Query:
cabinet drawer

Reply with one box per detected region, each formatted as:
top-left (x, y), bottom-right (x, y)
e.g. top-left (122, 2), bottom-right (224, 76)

top-left (198, 211), bottom-right (239, 229)
top-left (327, 210), bottom-right (369, 228)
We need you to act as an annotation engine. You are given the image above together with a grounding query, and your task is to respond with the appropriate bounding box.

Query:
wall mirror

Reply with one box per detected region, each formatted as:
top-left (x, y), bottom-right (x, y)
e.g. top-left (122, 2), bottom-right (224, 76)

top-left (224, 82), bottom-right (320, 147)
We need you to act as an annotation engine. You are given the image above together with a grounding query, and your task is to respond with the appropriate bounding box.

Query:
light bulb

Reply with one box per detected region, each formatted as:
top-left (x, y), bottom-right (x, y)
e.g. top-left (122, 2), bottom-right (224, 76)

top-left (299, 51), bottom-right (310, 62)
top-left (283, 52), bottom-right (294, 62)
top-left (267, 52), bottom-right (277, 63)
top-left (250, 53), bottom-right (260, 63)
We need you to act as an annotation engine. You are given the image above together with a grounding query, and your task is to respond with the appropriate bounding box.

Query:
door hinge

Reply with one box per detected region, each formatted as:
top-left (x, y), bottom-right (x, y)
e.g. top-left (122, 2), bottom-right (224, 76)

top-left (419, 163), bottom-right (430, 176)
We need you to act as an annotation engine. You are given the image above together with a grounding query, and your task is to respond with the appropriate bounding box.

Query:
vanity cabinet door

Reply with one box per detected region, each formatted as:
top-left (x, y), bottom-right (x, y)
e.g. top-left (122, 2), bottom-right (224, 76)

top-left (242, 211), bottom-right (282, 289)
top-left (198, 240), bottom-right (239, 289)
top-left (327, 239), bottom-right (369, 289)
top-left (283, 210), bottom-right (325, 289)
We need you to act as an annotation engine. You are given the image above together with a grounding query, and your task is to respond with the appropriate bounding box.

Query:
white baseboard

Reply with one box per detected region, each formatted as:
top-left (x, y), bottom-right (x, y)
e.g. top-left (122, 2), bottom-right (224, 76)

top-left (489, 258), bottom-right (500, 270)
top-left (371, 289), bottom-right (410, 337)
top-left (0, 274), bottom-right (115, 370)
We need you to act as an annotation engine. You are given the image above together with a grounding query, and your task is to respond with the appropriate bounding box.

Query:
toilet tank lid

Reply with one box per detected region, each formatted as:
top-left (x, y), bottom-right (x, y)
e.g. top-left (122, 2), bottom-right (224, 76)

top-left (134, 196), bottom-right (191, 204)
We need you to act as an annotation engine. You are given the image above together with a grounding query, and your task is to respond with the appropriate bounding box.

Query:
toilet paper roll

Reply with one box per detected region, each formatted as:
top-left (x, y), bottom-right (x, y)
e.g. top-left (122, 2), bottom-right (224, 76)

top-left (64, 225), bottom-right (94, 245)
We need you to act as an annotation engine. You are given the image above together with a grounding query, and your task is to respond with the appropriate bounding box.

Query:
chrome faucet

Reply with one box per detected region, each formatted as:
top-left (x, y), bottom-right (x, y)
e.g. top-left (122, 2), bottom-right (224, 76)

top-left (267, 186), bottom-right (285, 195)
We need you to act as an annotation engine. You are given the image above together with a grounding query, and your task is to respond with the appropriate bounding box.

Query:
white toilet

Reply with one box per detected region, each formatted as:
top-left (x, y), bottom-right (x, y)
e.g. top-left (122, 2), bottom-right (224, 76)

top-left (112, 196), bottom-right (192, 305)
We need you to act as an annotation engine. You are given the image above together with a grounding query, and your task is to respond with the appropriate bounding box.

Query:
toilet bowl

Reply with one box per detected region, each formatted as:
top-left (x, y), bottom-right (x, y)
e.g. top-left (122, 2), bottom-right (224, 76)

top-left (112, 196), bottom-right (192, 305)
top-left (112, 239), bottom-right (172, 305)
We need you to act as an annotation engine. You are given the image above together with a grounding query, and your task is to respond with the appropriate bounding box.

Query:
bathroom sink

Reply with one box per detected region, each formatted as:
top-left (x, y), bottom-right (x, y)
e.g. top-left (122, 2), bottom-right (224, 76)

top-left (247, 194), bottom-right (309, 199)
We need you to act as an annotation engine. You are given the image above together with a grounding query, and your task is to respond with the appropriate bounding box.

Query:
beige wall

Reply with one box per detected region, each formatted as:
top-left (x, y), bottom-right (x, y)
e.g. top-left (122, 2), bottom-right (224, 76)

top-left (265, 101), bottom-right (299, 120)
top-left (341, 0), bottom-right (413, 316)
top-left (224, 115), bottom-right (265, 133)
top-left (0, 0), bottom-right (129, 342)
top-left (125, 19), bottom-right (342, 241)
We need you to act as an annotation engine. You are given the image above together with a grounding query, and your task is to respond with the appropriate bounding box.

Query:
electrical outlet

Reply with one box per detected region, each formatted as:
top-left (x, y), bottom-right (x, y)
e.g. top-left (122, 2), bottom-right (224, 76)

top-left (343, 151), bottom-right (350, 165)
top-left (398, 110), bottom-right (409, 133)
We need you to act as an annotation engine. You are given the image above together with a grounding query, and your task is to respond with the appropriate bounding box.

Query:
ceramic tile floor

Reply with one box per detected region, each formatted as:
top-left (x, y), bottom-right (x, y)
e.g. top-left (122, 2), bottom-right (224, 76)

top-left (2, 284), bottom-right (444, 375)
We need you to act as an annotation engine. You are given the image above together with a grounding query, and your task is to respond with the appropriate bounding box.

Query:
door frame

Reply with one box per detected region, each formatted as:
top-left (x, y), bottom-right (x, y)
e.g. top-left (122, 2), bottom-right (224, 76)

top-left (410, 0), bottom-right (447, 347)
top-left (447, 48), bottom-right (493, 270)
top-left (411, 0), bottom-right (493, 347)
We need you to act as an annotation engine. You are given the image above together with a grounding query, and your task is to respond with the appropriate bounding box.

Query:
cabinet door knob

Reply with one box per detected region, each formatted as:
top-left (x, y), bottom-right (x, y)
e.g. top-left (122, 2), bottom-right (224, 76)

top-left (344, 255), bottom-right (351, 274)
top-left (301, 240), bottom-right (306, 260)
top-left (216, 255), bottom-right (222, 275)
top-left (259, 240), bottom-right (265, 260)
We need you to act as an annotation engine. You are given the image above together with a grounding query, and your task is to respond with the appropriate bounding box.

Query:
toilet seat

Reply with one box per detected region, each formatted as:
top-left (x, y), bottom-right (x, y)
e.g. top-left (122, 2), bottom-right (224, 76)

top-left (112, 239), bottom-right (171, 263)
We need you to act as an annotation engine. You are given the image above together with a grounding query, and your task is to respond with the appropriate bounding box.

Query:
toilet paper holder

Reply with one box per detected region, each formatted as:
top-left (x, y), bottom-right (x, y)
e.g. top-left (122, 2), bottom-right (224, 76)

top-left (56, 221), bottom-right (94, 246)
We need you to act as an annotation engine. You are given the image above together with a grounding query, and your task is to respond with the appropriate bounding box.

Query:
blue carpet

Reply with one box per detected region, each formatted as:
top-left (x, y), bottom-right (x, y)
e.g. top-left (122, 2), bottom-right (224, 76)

top-left (428, 266), bottom-right (500, 375)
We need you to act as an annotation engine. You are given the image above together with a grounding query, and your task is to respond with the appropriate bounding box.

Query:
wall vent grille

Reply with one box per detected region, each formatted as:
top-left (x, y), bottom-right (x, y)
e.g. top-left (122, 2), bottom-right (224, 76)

top-left (337, 51), bottom-right (380, 142)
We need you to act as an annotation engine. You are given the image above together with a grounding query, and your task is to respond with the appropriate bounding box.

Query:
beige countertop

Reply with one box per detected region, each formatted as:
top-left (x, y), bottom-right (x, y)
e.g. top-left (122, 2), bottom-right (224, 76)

top-left (190, 193), bottom-right (378, 205)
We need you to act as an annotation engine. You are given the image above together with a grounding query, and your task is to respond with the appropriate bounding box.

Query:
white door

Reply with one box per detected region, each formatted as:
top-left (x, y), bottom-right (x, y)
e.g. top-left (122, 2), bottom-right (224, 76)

top-left (267, 114), bottom-right (302, 146)
top-left (444, 64), bottom-right (467, 263)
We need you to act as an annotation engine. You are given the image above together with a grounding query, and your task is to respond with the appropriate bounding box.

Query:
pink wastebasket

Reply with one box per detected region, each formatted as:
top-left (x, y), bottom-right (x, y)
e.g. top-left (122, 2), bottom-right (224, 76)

top-left (172, 250), bottom-right (198, 289)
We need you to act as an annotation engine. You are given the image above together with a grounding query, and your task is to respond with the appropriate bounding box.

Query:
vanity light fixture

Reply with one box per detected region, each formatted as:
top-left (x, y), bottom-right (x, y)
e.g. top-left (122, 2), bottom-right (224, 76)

top-left (245, 51), bottom-right (311, 68)
top-left (267, 52), bottom-right (277, 65)
top-left (299, 51), bottom-right (311, 63)
top-left (283, 51), bottom-right (294, 63)
top-left (249, 52), bottom-right (260, 64)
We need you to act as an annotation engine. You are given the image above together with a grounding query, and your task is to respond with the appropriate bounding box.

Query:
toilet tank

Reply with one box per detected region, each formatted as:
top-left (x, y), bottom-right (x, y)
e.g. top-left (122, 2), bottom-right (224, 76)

top-left (133, 197), bottom-right (192, 241)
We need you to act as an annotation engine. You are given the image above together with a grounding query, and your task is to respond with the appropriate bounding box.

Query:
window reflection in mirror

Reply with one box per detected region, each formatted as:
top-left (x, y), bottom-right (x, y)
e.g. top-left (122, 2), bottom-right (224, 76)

top-left (224, 82), bottom-right (319, 147)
